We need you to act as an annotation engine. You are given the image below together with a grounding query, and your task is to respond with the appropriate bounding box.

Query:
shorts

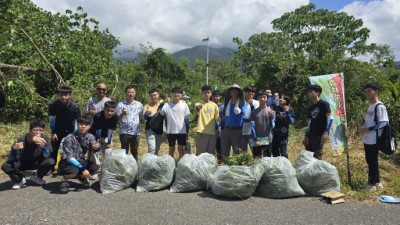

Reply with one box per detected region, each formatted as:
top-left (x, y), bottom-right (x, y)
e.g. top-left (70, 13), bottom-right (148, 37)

top-left (58, 160), bottom-right (100, 176)
top-left (167, 134), bottom-right (187, 147)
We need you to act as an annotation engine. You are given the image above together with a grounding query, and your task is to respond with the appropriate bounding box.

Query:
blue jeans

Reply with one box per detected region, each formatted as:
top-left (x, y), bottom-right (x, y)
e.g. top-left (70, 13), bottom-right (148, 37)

top-left (146, 129), bottom-right (163, 155)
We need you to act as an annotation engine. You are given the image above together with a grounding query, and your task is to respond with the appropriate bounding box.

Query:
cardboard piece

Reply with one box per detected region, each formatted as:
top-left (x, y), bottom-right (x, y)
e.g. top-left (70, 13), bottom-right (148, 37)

top-left (320, 191), bottom-right (346, 204)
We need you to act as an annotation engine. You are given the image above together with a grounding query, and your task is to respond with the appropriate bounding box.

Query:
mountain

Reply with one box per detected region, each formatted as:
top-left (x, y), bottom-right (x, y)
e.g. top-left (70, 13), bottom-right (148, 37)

top-left (172, 45), bottom-right (235, 66)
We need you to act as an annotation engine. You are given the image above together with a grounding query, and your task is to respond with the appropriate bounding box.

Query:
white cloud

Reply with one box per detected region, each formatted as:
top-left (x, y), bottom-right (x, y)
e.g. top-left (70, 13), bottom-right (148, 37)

top-left (340, 0), bottom-right (400, 59)
top-left (31, 0), bottom-right (308, 53)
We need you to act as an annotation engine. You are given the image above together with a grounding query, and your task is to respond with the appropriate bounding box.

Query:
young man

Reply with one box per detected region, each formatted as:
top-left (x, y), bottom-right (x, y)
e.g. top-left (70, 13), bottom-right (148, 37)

top-left (160, 87), bottom-right (190, 159)
top-left (266, 90), bottom-right (275, 107)
top-left (1, 119), bottom-right (55, 189)
top-left (220, 84), bottom-right (248, 160)
top-left (211, 89), bottom-right (223, 162)
top-left (272, 95), bottom-right (294, 158)
top-left (88, 101), bottom-right (118, 179)
top-left (359, 83), bottom-right (388, 191)
top-left (58, 115), bottom-right (101, 193)
top-left (48, 86), bottom-right (81, 171)
top-left (195, 85), bottom-right (220, 155)
top-left (116, 85), bottom-right (144, 160)
top-left (302, 85), bottom-right (332, 159)
top-left (249, 91), bottom-right (275, 158)
top-left (144, 89), bottom-right (164, 155)
top-left (86, 83), bottom-right (112, 115)
top-left (241, 85), bottom-right (259, 152)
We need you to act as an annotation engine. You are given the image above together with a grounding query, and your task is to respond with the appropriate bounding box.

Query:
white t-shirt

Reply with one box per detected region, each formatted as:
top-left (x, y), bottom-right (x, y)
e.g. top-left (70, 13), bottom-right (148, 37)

top-left (161, 101), bottom-right (190, 134)
top-left (86, 96), bottom-right (111, 113)
top-left (362, 102), bottom-right (389, 145)
top-left (242, 99), bottom-right (259, 135)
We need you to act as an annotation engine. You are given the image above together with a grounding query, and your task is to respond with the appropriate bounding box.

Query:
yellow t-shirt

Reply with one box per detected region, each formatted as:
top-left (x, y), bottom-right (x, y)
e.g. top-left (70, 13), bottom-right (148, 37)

top-left (144, 102), bottom-right (160, 116)
top-left (195, 101), bottom-right (219, 135)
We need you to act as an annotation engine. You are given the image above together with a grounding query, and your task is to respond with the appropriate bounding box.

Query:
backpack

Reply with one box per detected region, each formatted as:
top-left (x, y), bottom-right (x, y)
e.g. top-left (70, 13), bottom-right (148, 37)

top-left (149, 112), bottom-right (164, 134)
top-left (374, 103), bottom-right (397, 155)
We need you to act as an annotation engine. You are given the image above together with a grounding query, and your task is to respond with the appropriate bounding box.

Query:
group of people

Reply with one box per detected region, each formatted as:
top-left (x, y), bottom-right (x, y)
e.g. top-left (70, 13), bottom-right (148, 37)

top-left (1, 81), bottom-right (389, 193)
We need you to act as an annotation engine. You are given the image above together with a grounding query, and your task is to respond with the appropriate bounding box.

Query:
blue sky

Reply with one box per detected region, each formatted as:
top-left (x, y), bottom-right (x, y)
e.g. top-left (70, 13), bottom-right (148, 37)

top-left (311, 0), bottom-right (372, 11)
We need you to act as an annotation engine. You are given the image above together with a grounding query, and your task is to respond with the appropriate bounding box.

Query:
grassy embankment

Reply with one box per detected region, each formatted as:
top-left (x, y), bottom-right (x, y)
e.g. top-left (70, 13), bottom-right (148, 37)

top-left (1, 122), bottom-right (399, 202)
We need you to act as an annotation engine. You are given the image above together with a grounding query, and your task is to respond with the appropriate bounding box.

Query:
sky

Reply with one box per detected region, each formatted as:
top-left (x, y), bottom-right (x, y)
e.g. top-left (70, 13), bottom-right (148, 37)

top-left (30, 0), bottom-right (399, 59)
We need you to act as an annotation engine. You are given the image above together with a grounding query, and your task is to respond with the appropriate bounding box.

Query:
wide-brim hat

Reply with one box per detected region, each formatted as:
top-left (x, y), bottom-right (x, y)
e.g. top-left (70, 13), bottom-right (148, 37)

top-left (265, 89), bottom-right (272, 96)
top-left (225, 84), bottom-right (244, 104)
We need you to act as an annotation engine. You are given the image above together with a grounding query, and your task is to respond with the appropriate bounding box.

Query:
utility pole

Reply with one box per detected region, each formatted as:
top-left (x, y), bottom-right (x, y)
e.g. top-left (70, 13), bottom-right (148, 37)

top-left (202, 37), bottom-right (209, 85)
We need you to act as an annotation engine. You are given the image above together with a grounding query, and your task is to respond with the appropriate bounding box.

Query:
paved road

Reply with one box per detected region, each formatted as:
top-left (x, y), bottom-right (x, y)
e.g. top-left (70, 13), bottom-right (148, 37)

top-left (0, 176), bottom-right (399, 225)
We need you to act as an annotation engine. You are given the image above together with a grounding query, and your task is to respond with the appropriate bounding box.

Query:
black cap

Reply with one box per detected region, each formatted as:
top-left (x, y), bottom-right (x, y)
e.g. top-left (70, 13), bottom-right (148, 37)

top-left (57, 86), bottom-right (72, 94)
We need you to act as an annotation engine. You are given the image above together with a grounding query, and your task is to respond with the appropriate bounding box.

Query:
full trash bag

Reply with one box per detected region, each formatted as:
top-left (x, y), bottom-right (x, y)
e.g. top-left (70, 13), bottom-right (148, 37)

top-left (256, 157), bottom-right (305, 198)
top-left (136, 153), bottom-right (175, 192)
top-left (207, 164), bottom-right (263, 199)
top-left (170, 153), bottom-right (216, 193)
top-left (100, 149), bottom-right (138, 194)
top-left (294, 150), bottom-right (340, 196)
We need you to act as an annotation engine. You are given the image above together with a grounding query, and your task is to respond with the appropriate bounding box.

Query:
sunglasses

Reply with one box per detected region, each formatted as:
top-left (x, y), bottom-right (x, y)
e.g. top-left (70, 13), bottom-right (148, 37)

top-left (97, 88), bottom-right (107, 91)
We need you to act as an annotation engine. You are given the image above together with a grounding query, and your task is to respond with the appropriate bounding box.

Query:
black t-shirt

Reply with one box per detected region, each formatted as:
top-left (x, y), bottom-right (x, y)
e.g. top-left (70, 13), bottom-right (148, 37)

top-left (89, 111), bottom-right (118, 138)
top-left (273, 105), bottom-right (294, 137)
top-left (308, 99), bottom-right (331, 136)
top-left (17, 134), bottom-right (52, 163)
top-left (48, 99), bottom-right (81, 135)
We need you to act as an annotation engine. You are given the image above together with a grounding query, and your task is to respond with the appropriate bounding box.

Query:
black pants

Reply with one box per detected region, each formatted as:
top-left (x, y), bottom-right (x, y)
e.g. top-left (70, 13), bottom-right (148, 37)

top-left (120, 134), bottom-right (140, 160)
top-left (253, 145), bottom-right (271, 158)
top-left (216, 134), bottom-right (222, 163)
top-left (306, 135), bottom-right (323, 159)
top-left (58, 160), bottom-right (99, 176)
top-left (272, 136), bottom-right (288, 158)
top-left (364, 144), bottom-right (380, 185)
top-left (1, 158), bottom-right (55, 183)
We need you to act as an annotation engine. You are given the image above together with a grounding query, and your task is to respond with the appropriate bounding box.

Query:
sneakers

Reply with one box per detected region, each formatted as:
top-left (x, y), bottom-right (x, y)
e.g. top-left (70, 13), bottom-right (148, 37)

top-left (77, 175), bottom-right (91, 188)
top-left (363, 182), bottom-right (384, 191)
top-left (60, 181), bottom-right (70, 193)
top-left (12, 177), bottom-right (26, 190)
top-left (30, 174), bottom-right (46, 185)
top-left (89, 173), bottom-right (99, 180)
top-left (363, 183), bottom-right (376, 191)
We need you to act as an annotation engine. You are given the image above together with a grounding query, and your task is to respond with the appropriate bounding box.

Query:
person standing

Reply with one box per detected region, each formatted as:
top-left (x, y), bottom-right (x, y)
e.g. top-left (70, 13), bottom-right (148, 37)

top-left (1, 119), bottom-right (55, 189)
top-left (211, 89), bottom-right (223, 162)
top-left (302, 85), bottom-right (332, 159)
top-left (195, 85), bottom-right (220, 155)
top-left (272, 95), bottom-right (294, 158)
top-left (86, 83), bottom-right (112, 172)
top-left (116, 85), bottom-right (144, 160)
top-left (241, 85), bottom-right (259, 152)
top-left (160, 87), bottom-right (190, 159)
top-left (249, 91), bottom-right (275, 158)
top-left (144, 89), bottom-right (164, 155)
top-left (359, 83), bottom-right (388, 191)
top-left (86, 83), bottom-right (111, 115)
top-left (48, 86), bottom-right (81, 171)
top-left (220, 84), bottom-right (248, 160)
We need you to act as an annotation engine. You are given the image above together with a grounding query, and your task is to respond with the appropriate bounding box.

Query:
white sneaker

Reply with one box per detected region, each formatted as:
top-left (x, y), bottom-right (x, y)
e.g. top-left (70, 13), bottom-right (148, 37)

top-left (12, 177), bottom-right (26, 190)
top-left (363, 183), bottom-right (376, 191)
top-left (60, 181), bottom-right (70, 193)
top-left (89, 174), bottom-right (98, 180)
top-left (30, 174), bottom-right (46, 185)
top-left (375, 183), bottom-right (384, 189)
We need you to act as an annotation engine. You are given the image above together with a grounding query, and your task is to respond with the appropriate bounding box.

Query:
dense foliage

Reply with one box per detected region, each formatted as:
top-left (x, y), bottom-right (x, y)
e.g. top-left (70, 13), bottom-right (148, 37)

top-left (0, 2), bottom-right (399, 132)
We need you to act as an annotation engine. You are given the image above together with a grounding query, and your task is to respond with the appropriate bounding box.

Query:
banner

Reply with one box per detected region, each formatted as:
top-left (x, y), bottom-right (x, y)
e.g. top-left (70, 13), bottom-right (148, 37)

top-left (309, 73), bottom-right (348, 156)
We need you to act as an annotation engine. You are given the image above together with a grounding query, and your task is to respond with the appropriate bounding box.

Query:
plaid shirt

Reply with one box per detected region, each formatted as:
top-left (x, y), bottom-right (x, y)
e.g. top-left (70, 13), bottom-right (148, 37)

top-left (62, 132), bottom-right (97, 161)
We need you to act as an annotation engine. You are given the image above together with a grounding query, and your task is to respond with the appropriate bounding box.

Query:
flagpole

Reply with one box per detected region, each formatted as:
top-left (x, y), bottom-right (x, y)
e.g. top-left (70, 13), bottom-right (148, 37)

top-left (206, 37), bottom-right (209, 85)
top-left (202, 36), bottom-right (209, 85)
